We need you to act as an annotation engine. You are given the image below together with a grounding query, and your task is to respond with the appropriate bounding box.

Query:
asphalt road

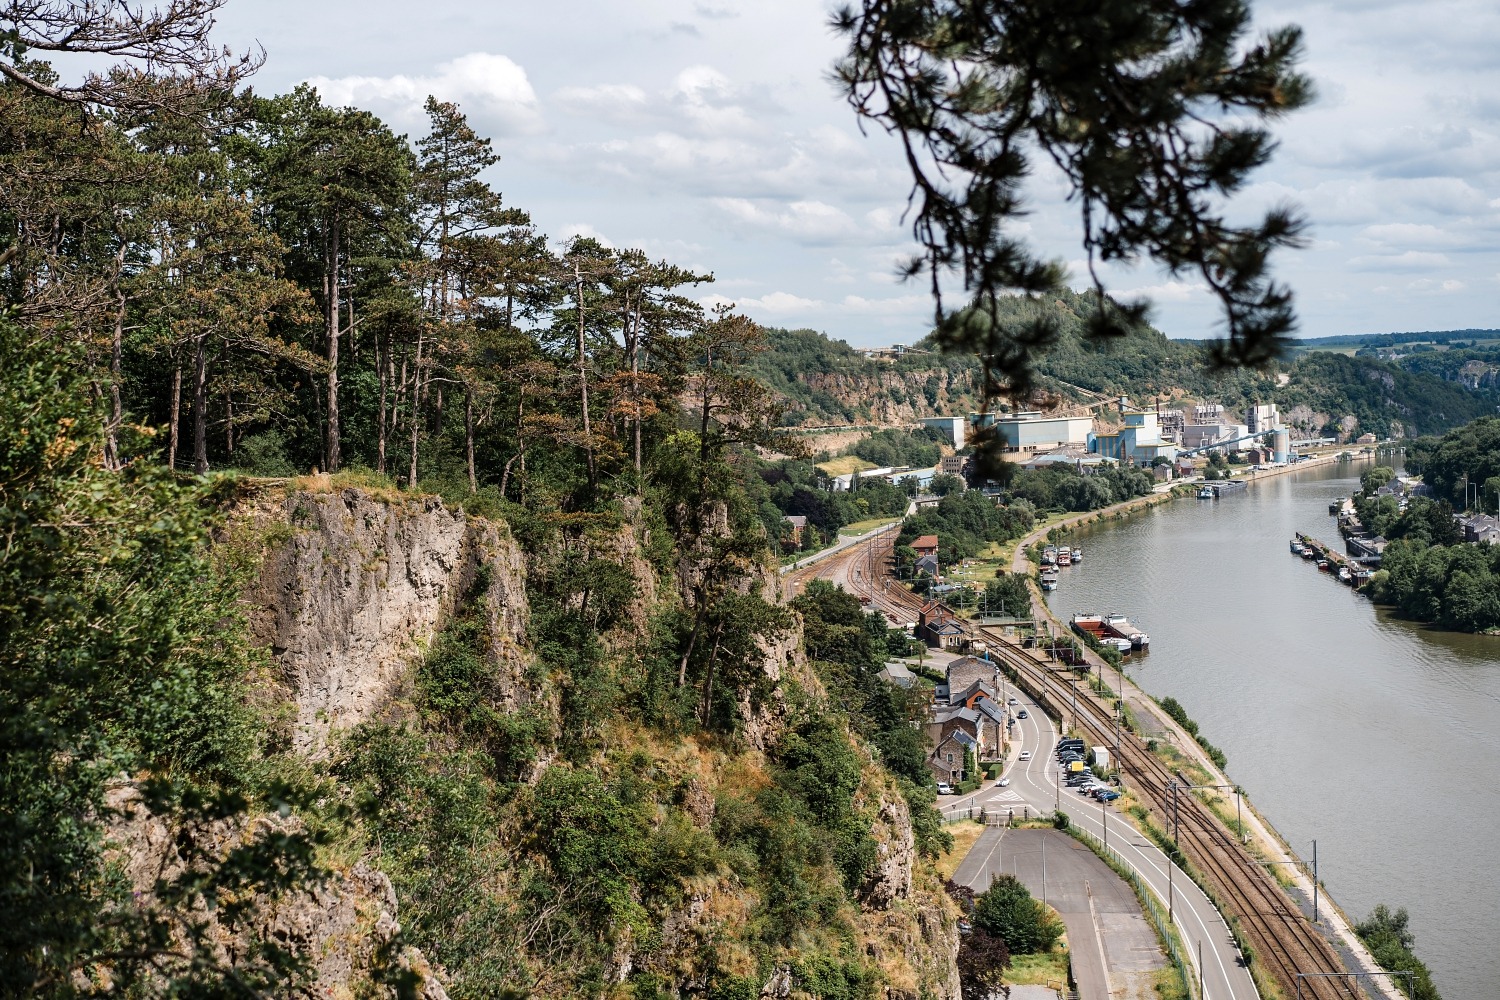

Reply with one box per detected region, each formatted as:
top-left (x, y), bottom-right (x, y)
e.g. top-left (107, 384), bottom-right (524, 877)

top-left (942, 684), bottom-right (1259, 1000)
top-left (955, 827), bottom-right (1164, 1000)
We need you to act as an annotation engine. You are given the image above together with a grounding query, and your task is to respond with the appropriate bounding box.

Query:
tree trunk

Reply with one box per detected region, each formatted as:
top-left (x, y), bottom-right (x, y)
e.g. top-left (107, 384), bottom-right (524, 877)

top-left (225, 394), bottom-right (234, 456)
top-left (167, 366), bottom-right (181, 470)
top-left (104, 288), bottom-right (125, 471)
top-left (699, 627), bottom-right (724, 727)
top-left (500, 392), bottom-right (525, 500)
top-left (325, 217), bottom-right (342, 473)
top-left (376, 329), bottom-right (388, 475)
top-left (677, 591), bottom-right (706, 688)
top-left (465, 387), bottom-right (477, 493)
top-left (574, 262), bottom-right (594, 483)
top-left (191, 334), bottom-right (208, 474)
top-left (408, 328), bottom-right (424, 488)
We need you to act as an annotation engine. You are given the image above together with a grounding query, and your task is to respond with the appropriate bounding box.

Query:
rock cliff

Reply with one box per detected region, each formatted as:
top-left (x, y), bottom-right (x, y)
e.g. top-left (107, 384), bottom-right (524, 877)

top-left (243, 487), bottom-right (531, 753)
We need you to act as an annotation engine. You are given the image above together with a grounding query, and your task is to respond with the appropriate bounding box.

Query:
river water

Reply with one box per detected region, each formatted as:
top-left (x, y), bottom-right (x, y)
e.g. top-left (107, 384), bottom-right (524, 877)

top-left (1044, 460), bottom-right (1498, 999)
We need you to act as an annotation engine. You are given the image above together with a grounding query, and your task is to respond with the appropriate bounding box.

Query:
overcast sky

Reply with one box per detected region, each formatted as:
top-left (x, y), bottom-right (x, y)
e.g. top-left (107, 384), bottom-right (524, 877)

top-left (210, 0), bottom-right (1500, 347)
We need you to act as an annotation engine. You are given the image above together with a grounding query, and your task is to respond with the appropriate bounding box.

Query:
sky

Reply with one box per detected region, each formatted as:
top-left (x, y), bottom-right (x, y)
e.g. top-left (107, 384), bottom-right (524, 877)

top-left (205, 0), bottom-right (1500, 348)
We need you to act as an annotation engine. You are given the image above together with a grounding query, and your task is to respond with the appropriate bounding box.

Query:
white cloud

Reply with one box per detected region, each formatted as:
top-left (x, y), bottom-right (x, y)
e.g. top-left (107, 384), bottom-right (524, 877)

top-left (1349, 251), bottom-right (1451, 271)
top-left (555, 222), bottom-right (613, 248)
top-left (306, 53), bottom-right (542, 135)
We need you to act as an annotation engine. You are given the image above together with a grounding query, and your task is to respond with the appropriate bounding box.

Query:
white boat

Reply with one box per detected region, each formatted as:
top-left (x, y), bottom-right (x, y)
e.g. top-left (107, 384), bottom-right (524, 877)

top-left (1103, 613), bottom-right (1150, 649)
top-left (1071, 547), bottom-right (1083, 562)
top-left (1197, 485), bottom-right (1216, 499)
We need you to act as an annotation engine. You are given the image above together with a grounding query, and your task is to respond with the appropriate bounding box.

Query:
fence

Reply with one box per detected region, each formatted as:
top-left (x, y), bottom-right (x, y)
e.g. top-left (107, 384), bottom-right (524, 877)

top-left (1070, 826), bottom-right (1200, 1000)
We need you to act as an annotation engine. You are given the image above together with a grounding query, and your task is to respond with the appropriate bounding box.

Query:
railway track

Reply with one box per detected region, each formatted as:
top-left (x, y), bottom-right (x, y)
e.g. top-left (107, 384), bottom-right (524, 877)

top-left (809, 531), bottom-right (1365, 1000)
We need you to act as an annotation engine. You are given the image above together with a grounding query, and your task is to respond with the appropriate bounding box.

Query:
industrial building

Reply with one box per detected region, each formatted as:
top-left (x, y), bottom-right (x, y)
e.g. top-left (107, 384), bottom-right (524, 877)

top-left (916, 415), bottom-right (967, 449)
top-left (973, 410), bottom-right (1093, 453)
top-left (1088, 404), bottom-right (1177, 465)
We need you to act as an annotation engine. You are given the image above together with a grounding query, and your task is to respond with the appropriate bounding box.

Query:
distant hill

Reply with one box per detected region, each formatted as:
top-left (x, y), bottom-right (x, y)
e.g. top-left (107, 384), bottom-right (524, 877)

top-left (756, 292), bottom-right (1498, 440)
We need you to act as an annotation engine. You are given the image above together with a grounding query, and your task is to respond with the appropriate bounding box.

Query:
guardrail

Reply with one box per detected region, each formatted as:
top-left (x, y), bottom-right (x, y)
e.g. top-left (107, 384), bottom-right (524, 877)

top-left (1070, 825), bottom-right (1199, 1000)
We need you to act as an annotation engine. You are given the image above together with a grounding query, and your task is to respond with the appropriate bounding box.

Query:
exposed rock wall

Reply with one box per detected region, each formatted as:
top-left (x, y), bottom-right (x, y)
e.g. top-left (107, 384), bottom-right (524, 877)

top-left (793, 367), bottom-right (980, 424)
top-left (244, 487), bottom-right (530, 753)
top-left (103, 783), bottom-right (449, 1000)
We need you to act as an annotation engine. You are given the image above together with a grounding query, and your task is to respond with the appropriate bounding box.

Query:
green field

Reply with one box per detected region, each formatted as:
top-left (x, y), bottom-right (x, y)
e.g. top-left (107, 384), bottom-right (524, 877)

top-left (815, 455), bottom-right (878, 477)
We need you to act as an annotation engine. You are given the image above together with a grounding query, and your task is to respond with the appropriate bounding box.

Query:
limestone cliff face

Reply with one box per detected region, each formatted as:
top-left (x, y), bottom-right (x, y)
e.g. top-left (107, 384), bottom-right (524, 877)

top-left (103, 783), bottom-right (450, 1000)
top-left (244, 487), bottom-right (531, 753)
top-left (792, 366), bottom-right (980, 424)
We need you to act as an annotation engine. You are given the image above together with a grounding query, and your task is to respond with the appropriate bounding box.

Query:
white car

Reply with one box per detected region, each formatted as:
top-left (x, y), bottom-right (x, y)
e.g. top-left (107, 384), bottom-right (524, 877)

top-left (936, 782), bottom-right (953, 795)
top-left (1018, 750), bottom-right (1032, 761)
top-left (996, 777), bottom-right (1010, 787)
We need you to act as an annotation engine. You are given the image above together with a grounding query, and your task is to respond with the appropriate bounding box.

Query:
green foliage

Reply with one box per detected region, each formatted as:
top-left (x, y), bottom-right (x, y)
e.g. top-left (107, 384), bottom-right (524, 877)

top-left (792, 955), bottom-right (878, 1000)
top-left (1404, 416), bottom-right (1500, 512)
top-left (972, 873), bottom-right (1063, 954)
top-left (0, 326), bottom-right (324, 996)
top-left (848, 427), bottom-right (944, 469)
top-left (1157, 697), bottom-right (1228, 769)
top-left (1355, 905), bottom-right (1441, 1000)
top-left (897, 491), bottom-right (1034, 569)
top-left (836, 3), bottom-right (1311, 379)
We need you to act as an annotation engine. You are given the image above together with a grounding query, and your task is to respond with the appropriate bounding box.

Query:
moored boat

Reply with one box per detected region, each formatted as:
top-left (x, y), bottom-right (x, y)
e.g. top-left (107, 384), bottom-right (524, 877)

top-left (1042, 545), bottom-right (1058, 566)
top-left (1290, 538), bottom-right (1305, 554)
top-left (1301, 546), bottom-right (1317, 560)
top-left (1317, 559), bottom-right (1330, 571)
top-left (1338, 566), bottom-right (1353, 583)
top-left (1057, 548), bottom-right (1072, 566)
top-left (1197, 485), bottom-right (1216, 499)
top-left (1071, 547), bottom-right (1083, 562)
top-left (1103, 613), bottom-right (1150, 648)
top-left (1040, 566), bottom-right (1060, 591)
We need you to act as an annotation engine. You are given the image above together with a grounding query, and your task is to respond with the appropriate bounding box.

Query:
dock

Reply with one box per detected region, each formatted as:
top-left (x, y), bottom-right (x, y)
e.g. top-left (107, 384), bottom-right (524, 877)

top-left (1293, 534), bottom-right (1371, 588)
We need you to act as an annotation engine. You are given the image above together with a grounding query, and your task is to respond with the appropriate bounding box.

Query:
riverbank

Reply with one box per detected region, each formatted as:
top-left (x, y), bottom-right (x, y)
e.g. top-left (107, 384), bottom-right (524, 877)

top-left (1012, 460), bottom-right (1405, 1000)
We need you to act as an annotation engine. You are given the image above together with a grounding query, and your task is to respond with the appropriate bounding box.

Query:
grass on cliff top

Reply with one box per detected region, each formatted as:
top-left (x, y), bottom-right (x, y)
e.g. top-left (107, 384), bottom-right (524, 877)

top-left (935, 820), bottom-right (986, 880)
top-left (815, 455), bottom-right (878, 477)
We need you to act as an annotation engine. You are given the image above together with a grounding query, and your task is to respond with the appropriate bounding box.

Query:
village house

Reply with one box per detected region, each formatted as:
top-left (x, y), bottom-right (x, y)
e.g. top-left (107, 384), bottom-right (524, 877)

top-left (783, 514), bottom-right (807, 545)
top-left (912, 534), bottom-right (939, 556)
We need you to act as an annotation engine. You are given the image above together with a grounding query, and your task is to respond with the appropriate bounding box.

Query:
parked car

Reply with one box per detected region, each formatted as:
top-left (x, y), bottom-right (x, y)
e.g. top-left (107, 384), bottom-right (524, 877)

top-left (937, 782), bottom-right (953, 795)
top-left (1018, 750), bottom-right (1032, 761)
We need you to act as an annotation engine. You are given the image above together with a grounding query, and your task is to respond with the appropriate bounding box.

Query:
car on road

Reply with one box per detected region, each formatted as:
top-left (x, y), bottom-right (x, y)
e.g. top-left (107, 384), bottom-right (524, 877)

top-left (996, 777), bottom-right (1010, 787)
top-left (1018, 750), bottom-right (1032, 761)
top-left (936, 782), bottom-right (953, 795)
top-left (1017, 710), bottom-right (1029, 719)
top-left (1007, 697), bottom-right (1018, 705)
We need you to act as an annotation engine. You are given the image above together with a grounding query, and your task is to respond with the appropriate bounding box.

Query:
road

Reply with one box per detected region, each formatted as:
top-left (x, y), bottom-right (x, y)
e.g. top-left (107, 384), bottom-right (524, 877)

top-left (939, 675), bottom-right (1258, 1000)
top-left (956, 827), bottom-right (1165, 1000)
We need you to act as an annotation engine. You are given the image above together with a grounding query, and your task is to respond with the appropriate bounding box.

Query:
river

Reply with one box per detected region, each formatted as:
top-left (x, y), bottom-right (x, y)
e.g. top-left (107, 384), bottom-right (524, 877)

top-left (1044, 459), bottom-right (1498, 999)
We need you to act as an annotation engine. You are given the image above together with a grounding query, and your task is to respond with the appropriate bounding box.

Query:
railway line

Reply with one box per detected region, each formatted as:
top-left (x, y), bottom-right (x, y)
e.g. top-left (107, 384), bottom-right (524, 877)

top-left (807, 530), bottom-right (1367, 1000)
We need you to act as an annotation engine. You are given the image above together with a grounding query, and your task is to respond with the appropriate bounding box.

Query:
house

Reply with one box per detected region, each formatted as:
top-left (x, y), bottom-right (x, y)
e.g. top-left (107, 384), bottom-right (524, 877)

top-left (939, 454), bottom-right (967, 477)
top-left (1461, 514), bottom-right (1500, 544)
top-left (918, 603), bottom-right (965, 649)
top-left (945, 655), bottom-right (1000, 698)
top-left (878, 660), bottom-right (918, 689)
top-left (1153, 464), bottom-right (1174, 482)
top-left (912, 534), bottom-right (940, 556)
top-left (914, 553), bottom-right (940, 578)
top-left (1356, 432), bottom-right (1378, 445)
top-left (783, 514), bottom-right (808, 545)
top-left (952, 678), bottom-right (999, 709)
top-left (928, 730), bottom-right (978, 785)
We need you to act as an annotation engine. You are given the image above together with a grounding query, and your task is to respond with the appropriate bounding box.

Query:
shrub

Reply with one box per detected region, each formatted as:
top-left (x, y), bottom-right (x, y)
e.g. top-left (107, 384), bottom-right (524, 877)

top-left (972, 873), bottom-right (1063, 954)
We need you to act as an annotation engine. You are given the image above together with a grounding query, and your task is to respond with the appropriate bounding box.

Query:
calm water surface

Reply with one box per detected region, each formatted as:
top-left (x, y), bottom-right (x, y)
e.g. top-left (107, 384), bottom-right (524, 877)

top-left (1045, 460), bottom-right (1499, 999)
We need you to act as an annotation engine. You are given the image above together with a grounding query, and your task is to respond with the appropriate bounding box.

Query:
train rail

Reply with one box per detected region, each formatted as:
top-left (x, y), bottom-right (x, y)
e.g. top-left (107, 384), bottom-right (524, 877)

top-left (808, 531), bottom-right (1363, 1000)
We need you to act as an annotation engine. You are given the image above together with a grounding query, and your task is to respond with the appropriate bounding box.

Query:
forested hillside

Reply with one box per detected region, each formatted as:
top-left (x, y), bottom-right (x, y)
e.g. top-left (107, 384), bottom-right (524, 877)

top-left (1, 24), bottom-right (964, 1000)
top-left (757, 291), bottom-right (1496, 439)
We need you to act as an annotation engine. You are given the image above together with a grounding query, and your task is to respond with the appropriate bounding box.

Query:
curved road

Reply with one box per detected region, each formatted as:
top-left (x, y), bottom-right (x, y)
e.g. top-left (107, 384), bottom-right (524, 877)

top-left (943, 684), bottom-right (1257, 1000)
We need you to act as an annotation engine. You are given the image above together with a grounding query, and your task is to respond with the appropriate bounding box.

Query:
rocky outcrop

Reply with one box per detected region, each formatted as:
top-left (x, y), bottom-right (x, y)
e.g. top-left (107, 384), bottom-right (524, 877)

top-left (794, 366), bottom-right (980, 424)
top-left (103, 783), bottom-right (449, 999)
top-left (243, 487), bottom-right (530, 753)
